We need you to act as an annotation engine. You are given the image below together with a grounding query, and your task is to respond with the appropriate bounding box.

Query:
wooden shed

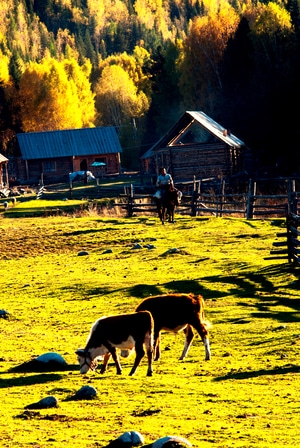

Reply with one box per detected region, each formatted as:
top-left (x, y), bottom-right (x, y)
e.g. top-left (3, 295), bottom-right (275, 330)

top-left (0, 152), bottom-right (9, 188)
top-left (141, 111), bottom-right (253, 182)
top-left (16, 127), bottom-right (122, 184)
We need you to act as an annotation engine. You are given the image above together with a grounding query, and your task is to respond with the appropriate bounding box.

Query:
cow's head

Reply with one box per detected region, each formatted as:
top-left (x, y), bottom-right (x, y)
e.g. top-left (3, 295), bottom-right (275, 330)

top-left (76, 348), bottom-right (98, 374)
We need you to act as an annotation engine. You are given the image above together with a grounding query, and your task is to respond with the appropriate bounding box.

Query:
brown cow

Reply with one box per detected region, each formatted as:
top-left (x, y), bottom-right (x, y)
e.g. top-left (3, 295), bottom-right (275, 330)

top-left (76, 311), bottom-right (154, 376)
top-left (135, 293), bottom-right (211, 361)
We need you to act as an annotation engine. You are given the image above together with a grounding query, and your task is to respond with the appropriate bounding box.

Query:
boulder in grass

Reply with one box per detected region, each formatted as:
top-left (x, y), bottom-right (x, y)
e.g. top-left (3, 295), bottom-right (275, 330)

top-left (117, 431), bottom-right (144, 446)
top-left (11, 352), bottom-right (68, 372)
top-left (25, 396), bottom-right (58, 410)
top-left (0, 309), bottom-right (10, 319)
top-left (102, 431), bottom-right (144, 448)
top-left (74, 385), bottom-right (97, 400)
top-left (151, 436), bottom-right (192, 448)
top-left (36, 352), bottom-right (67, 365)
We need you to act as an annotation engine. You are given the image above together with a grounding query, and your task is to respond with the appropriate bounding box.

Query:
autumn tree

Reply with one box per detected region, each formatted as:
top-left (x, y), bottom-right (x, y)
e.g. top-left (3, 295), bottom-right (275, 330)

top-left (94, 64), bottom-right (150, 168)
top-left (179, 0), bottom-right (239, 112)
top-left (18, 56), bottom-right (95, 132)
top-left (0, 49), bottom-right (18, 153)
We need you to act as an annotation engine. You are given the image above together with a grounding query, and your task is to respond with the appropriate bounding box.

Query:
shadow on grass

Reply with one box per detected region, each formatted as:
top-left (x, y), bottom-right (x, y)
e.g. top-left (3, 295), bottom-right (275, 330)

top-left (79, 261), bottom-right (300, 324)
top-left (128, 280), bottom-right (228, 300)
top-left (214, 363), bottom-right (300, 381)
top-left (200, 263), bottom-right (300, 322)
top-left (0, 373), bottom-right (63, 388)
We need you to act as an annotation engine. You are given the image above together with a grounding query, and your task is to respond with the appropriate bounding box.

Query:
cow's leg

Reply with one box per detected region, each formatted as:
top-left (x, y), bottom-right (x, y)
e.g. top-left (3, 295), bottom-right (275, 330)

top-left (129, 343), bottom-right (145, 376)
top-left (100, 353), bottom-right (111, 374)
top-left (192, 320), bottom-right (211, 361)
top-left (153, 331), bottom-right (161, 361)
top-left (146, 347), bottom-right (153, 376)
top-left (108, 346), bottom-right (123, 374)
top-left (145, 332), bottom-right (154, 376)
top-left (179, 325), bottom-right (194, 360)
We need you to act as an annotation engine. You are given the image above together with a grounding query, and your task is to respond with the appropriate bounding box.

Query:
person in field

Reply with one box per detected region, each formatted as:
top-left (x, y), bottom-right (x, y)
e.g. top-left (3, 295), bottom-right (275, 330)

top-left (156, 167), bottom-right (174, 203)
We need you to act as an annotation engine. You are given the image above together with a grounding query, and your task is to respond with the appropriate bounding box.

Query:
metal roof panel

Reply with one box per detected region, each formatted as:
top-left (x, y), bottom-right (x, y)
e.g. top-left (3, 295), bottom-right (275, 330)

top-left (17, 127), bottom-right (122, 160)
top-left (144, 111), bottom-right (245, 156)
top-left (186, 111), bottom-right (245, 147)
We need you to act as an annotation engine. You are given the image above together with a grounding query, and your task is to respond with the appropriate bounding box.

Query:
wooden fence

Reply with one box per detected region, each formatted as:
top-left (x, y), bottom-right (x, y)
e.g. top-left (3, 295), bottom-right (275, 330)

top-left (270, 211), bottom-right (300, 263)
top-left (116, 178), bottom-right (300, 219)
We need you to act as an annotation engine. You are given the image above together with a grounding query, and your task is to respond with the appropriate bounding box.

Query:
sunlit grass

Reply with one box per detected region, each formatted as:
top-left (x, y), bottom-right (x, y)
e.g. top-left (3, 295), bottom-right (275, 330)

top-left (0, 214), bottom-right (299, 447)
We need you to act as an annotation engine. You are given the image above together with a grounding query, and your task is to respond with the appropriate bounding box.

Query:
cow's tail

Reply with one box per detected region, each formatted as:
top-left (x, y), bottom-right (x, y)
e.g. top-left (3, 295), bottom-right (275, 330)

top-left (193, 293), bottom-right (212, 331)
top-left (145, 311), bottom-right (155, 355)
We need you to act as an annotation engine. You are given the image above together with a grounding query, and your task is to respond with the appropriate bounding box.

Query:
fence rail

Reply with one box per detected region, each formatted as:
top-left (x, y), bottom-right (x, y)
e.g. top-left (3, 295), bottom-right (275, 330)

top-left (117, 178), bottom-right (300, 219)
top-left (270, 212), bottom-right (300, 263)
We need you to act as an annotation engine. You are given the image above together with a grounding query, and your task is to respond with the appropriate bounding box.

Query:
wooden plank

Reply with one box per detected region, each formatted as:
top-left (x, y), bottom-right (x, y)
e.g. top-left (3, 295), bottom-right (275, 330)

top-left (272, 241), bottom-right (288, 247)
top-left (270, 249), bottom-right (289, 254)
top-left (289, 225), bottom-right (300, 236)
top-left (264, 255), bottom-right (289, 260)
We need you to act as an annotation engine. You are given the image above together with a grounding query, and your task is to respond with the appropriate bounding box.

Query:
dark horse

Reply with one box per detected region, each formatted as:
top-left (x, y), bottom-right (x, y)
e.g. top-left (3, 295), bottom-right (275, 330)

top-left (154, 186), bottom-right (181, 224)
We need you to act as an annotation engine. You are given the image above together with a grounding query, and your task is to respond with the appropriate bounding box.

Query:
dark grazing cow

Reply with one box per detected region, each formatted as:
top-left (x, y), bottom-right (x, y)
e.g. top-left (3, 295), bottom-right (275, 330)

top-left (135, 293), bottom-right (211, 362)
top-left (76, 311), bottom-right (154, 376)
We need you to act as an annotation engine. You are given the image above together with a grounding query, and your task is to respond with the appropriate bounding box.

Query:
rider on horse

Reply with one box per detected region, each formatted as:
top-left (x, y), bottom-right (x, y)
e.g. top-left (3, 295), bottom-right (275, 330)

top-left (156, 167), bottom-right (174, 204)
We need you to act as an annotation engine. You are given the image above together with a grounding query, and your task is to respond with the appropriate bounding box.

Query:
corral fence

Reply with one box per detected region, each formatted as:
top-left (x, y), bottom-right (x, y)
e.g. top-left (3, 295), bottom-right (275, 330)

top-left (116, 177), bottom-right (300, 219)
top-left (270, 209), bottom-right (300, 264)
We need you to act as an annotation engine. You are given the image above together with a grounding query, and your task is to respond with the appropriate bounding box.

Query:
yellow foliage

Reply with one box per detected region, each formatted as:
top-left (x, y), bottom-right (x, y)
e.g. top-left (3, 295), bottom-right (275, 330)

top-left (95, 64), bottom-right (150, 127)
top-left (98, 48), bottom-right (152, 95)
top-left (243, 1), bottom-right (292, 35)
top-left (18, 57), bottom-right (95, 132)
top-left (0, 0), bottom-right (13, 38)
top-left (186, 2), bottom-right (239, 67)
top-left (134, 0), bottom-right (172, 40)
top-left (88, 0), bottom-right (129, 40)
top-left (0, 50), bottom-right (10, 84)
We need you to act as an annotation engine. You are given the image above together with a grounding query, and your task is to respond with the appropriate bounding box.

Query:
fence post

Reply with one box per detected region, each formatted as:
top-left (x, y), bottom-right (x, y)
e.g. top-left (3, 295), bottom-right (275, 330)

top-left (287, 179), bottom-right (297, 214)
top-left (246, 179), bottom-right (252, 218)
top-left (219, 178), bottom-right (225, 217)
top-left (191, 176), bottom-right (199, 216)
top-left (286, 211), bottom-right (293, 263)
top-left (69, 180), bottom-right (73, 199)
top-left (126, 184), bottom-right (134, 217)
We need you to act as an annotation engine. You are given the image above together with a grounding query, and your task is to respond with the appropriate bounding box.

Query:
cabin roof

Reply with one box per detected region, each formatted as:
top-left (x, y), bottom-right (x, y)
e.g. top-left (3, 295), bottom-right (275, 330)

top-left (0, 153), bottom-right (8, 163)
top-left (17, 127), bottom-right (122, 160)
top-left (141, 111), bottom-right (245, 159)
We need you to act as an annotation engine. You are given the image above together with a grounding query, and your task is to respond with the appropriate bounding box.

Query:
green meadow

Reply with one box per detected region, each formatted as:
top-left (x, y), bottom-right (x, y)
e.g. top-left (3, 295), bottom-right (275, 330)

top-left (0, 201), bottom-right (299, 447)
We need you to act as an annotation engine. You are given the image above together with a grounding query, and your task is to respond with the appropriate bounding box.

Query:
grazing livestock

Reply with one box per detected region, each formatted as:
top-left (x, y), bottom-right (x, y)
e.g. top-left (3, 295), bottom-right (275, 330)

top-left (76, 311), bottom-right (154, 376)
top-left (69, 170), bottom-right (95, 183)
top-left (153, 186), bottom-right (182, 224)
top-left (135, 293), bottom-right (211, 362)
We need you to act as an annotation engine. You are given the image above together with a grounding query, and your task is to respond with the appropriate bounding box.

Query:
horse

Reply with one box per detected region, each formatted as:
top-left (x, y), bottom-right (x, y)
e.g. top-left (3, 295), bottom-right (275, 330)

top-left (153, 186), bottom-right (182, 224)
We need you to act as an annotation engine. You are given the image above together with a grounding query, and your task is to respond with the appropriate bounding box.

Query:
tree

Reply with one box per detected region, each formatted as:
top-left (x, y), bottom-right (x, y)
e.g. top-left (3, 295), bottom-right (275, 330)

top-left (95, 64), bottom-right (150, 168)
top-left (18, 56), bottom-right (95, 132)
top-left (179, 0), bottom-right (239, 112)
top-left (95, 64), bottom-right (149, 128)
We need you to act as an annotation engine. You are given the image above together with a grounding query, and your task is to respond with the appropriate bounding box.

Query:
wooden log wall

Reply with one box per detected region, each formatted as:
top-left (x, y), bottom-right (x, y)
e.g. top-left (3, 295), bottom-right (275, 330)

top-left (170, 144), bottom-right (232, 180)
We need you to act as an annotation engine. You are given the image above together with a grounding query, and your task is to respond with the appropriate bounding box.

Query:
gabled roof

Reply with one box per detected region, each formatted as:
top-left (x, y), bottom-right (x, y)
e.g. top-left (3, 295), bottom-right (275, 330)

top-left (0, 153), bottom-right (8, 163)
top-left (17, 127), bottom-right (122, 160)
top-left (141, 111), bottom-right (245, 158)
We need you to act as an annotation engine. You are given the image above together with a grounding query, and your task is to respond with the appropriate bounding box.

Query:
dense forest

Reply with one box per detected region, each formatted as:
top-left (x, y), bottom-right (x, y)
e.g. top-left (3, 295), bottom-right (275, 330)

top-left (0, 0), bottom-right (300, 174)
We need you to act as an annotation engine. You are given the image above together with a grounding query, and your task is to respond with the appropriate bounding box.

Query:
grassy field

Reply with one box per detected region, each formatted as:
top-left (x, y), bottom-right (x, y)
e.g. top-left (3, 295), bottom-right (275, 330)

top-left (0, 201), bottom-right (299, 447)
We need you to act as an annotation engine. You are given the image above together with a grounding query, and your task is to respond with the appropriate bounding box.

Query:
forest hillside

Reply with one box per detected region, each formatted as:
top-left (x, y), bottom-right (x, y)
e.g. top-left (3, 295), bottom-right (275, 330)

top-left (0, 0), bottom-right (300, 174)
